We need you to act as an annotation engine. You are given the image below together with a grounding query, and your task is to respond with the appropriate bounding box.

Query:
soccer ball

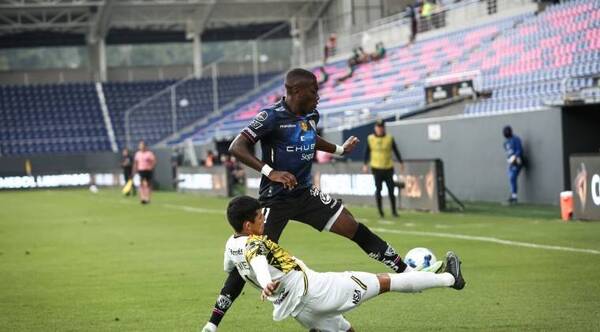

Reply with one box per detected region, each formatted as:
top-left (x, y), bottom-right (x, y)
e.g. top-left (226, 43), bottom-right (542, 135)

top-left (404, 247), bottom-right (437, 270)
top-left (89, 185), bottom-right (99, 194)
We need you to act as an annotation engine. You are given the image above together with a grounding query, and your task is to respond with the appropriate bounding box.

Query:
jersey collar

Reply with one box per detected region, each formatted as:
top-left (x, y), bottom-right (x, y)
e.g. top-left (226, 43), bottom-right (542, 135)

top-left (281, 97), bottom-right (316, 120)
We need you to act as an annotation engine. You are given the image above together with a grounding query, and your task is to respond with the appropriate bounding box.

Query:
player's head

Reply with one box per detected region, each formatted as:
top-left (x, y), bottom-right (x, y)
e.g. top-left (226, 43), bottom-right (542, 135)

top-left (284, 68), bottom-right (319, 114)
top-left (227, 196), bottom-right (264, 235)
top-left (138, 140), bottom-right (146, 151)
top-left (374, 119), bottom-right (385, 136)
top-left (502, 125), bottom-right (513, 138)
top-left (122, 148), bottom-right (129, 156)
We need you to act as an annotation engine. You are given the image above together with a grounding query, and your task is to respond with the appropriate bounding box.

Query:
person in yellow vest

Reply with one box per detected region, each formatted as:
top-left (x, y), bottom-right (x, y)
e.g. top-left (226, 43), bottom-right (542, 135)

top-left (362, 120), bottom-right (403, 218)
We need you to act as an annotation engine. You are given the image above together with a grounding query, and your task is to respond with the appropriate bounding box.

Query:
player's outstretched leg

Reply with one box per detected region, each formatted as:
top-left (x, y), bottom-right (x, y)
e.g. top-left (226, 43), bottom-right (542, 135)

top-left (385, 271), bottom-right (455, 292)
top-left (444, 251), bottom-right (465, 290)
top-left (378, 251), bottom-right (466, 293)
top-left (330, 208), bottom-right (409, 273)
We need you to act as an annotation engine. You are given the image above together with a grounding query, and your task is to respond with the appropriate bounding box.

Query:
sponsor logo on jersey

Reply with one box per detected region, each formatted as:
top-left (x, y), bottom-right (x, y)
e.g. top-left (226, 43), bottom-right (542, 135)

top-left (286, 143), bottom-right (315, 152)
top-left (301, 153), bottom-right (314, 161)
top-left (280, 124), bottom-right (296, 128)
top-left (273, 289), bottom-right (289, 305)
top-left (229, 248), bottom-right (243, 256)
top-left (352, 289), bottom-right (362, 305)
top-left (249, 120), bottom-right (262, 130)
top-left (300, 121), bottom-right (309, 131)
top-left (256, 111), bottom-right (268, 121)
top-left (249, 111), bottom-right (268, 129)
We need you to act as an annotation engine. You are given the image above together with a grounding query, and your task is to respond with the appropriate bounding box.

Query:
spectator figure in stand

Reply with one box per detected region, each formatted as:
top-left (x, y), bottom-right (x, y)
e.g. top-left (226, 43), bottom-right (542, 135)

top-left (323, 33), bottom-right (337, 64)
top-left (407, 4), bottom-right (418, 43)
top-left (370, 42), bottom-right (386, 61)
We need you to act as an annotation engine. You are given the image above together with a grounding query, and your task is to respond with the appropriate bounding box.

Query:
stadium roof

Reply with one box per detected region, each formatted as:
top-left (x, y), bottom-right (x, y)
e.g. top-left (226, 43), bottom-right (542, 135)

top-left (0, 0), bottom-right (331, 44)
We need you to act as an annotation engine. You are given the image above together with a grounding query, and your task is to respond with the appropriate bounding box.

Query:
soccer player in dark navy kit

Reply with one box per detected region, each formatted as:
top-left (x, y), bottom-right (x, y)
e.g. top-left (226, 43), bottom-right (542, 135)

top-left (201, 69), bottom-right (427, 332)
top-left (503, 125), bottom-right (523, 204)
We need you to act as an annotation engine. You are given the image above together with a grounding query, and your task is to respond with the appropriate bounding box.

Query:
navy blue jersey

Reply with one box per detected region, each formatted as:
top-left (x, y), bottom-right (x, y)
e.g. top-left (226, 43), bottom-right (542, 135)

top-left (503, 135), bottom-right (523, 166)
top-left (241, 98), bottom-right (319, 201)
top-left (503, 136), bottom-right (522, 158)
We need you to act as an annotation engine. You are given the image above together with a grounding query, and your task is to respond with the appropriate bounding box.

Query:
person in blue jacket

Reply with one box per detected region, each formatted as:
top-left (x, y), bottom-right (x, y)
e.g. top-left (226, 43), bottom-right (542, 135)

top-left (503, 126), bottom-right (523, 204)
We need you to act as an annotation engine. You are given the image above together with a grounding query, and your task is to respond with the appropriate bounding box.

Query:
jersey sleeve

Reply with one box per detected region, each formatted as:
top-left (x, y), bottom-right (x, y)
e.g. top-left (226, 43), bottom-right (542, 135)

top-left (223, 245), bottom-right (235, 273)
top-left (241, 109), bottom-right (275, 144)
top-left (313, 110), bottom-right (320, 126)
top-left (514, 137), bottom-right (523, 157)
top-left (244, 235), bottom-right (270, 263)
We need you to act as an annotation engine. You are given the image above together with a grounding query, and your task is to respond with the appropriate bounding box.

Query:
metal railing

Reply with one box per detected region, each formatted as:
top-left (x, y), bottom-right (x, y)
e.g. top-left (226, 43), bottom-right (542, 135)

top-left (121, 23), bottom-right (291, 149)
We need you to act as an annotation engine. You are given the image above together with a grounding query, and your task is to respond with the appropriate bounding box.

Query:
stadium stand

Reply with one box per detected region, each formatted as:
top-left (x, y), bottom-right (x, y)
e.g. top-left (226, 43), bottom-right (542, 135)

top-left (104, 72), bottom-right (279, 149)
top-left (464, 0), bottom-right (600, 114)
top-left (3, 1), bottom-right (599, 155)
top-left (170, 0), bottom-right (600, 145)
top-left (0, 83), bottom-right (111, 155)
top-left (0, 72), bottom-right (279, 156)
top-left (171, 14), bottom-right (529, 144)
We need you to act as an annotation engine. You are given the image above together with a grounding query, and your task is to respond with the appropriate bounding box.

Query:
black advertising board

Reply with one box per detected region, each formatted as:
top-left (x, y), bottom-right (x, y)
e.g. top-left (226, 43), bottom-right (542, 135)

top-left (425, 80), bottom-right (474, 105)
top-left (399, 159), bottom-right (446, 212)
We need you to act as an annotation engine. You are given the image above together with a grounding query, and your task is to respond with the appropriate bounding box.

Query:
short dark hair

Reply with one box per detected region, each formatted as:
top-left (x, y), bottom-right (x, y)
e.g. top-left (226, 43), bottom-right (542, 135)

top-left (227, 196), bottom-right (261, 232)
top-left (503, 125), bottom-right (513, 138)
top-left (285, 68), bottom-right (316, 93)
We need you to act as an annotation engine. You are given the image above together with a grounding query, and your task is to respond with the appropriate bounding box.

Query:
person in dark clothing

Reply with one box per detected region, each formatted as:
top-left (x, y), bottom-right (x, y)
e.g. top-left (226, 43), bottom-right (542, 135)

top-left (171, 147), bottom-right (184, 189)
top-left (120, 148), bottom-right (135, 196)
top-left (323, 33), bottom-right (337, 64)
top-left (370, 42), bottom-right (387, 61)
top-left (336, 48), bottom-right (367, 83)
top-left (363, 120), bottom-right (403, 218)
top-left (317, 66), bottom-right (329, 87)
top-left (503, 126), bottom-right (524, 204)
top-left (407, 4), bottom-right (418, 43)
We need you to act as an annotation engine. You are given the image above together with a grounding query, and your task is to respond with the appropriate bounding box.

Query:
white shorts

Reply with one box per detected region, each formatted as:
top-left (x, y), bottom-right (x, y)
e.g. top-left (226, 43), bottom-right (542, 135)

top-left (293, 270), bottom-right (380, 332)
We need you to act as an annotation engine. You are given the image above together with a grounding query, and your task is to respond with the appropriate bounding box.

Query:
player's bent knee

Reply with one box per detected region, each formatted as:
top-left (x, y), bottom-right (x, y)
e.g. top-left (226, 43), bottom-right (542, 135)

top-left (329, 209), bottom-right (359, 238)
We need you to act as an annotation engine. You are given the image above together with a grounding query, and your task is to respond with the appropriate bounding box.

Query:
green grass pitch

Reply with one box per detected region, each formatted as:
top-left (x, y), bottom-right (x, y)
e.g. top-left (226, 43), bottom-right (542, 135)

top-left (1, 189), bottom-right (600, 331)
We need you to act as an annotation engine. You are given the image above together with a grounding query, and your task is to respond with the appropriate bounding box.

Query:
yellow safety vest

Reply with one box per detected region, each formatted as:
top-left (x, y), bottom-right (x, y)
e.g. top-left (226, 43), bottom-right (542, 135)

top-left (368, 134), bottom-right (394, 170)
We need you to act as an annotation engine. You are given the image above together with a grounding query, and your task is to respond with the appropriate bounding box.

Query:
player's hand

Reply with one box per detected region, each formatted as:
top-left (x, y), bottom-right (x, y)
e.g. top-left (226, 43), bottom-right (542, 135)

top-left (261, 281), bottom-right (280, 300)
top-left (362, 164), bottom-right (369, 173)
top-left (268, 171), bottom-right (298, 190)
top-left (342, 136), bottom-right (360, 154)
top-left (398, 162), bottom-right (405, 173)
top-left (201, 322), bottom-right (217, 332)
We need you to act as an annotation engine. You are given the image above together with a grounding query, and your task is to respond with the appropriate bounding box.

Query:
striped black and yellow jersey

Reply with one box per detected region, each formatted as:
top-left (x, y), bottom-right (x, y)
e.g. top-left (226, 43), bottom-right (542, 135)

top-left (223, 234), bottom-right (308, 321)
top-left (244, 235), bottom-right (299, 273)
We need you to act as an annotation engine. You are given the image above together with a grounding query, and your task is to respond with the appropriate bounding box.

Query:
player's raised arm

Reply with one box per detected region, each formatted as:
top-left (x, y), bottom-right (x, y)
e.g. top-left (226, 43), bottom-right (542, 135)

top-left (315, 135), bottom-right (360, 155)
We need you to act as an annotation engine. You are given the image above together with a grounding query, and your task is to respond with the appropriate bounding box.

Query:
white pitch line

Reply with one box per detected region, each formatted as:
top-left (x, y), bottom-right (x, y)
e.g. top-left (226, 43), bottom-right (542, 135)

top-left (371, 227), bottom-right (600, 255)
top-left (163, 204), bottom-right (224, 214)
